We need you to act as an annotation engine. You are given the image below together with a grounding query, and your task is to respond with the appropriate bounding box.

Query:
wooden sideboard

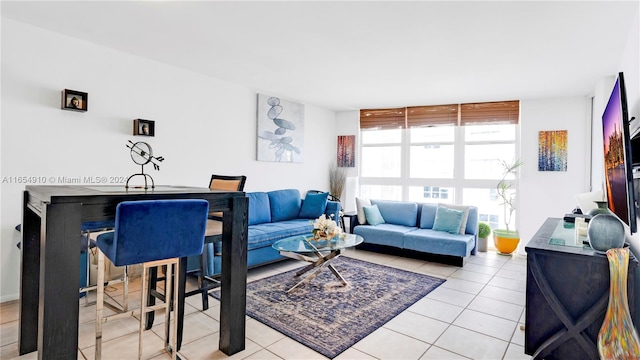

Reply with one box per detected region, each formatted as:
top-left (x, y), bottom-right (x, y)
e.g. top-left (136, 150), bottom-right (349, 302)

top-left (525, 217), bottom-right (638, 359)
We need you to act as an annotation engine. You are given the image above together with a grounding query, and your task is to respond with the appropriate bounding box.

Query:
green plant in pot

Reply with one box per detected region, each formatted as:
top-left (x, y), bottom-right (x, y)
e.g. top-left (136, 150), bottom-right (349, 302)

top-left (494, 159), bottom-right (523, 255)
top-left (477, 221), bottom-right (491, 252)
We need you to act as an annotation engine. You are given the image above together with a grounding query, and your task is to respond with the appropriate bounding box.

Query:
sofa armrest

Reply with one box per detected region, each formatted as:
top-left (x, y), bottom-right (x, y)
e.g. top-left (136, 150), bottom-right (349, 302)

top-left (325, 200), bottom-right (341, 221)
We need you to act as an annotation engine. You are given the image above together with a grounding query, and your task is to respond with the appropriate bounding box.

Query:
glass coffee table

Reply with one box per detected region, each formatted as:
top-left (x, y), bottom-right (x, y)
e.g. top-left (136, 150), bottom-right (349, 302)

top-left (272, 233), bottom-right (364, 293)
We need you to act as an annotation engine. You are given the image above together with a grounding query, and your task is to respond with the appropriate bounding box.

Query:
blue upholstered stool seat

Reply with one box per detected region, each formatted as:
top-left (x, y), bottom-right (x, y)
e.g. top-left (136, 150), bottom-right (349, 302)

top-left (94, 199), bottom-right (208, 360)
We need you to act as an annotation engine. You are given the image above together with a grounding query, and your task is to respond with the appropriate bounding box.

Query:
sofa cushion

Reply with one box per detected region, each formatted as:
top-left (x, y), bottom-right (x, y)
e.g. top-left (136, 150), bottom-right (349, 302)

top-left (268, 189), bottom-right (302, 222)
top-left (247, 192), bottom-right (271, 225)
top-left (298, 192), bottom-right (329, 219)
top-left (354, 224), bottom-right (415, 248)
top-left (403, 228), bottom-right (475, 257)
top-left (371, 200), bottom-right (418, 227)
top-left (363, 204), bottom-right (385, 225)
top-left (439, 203), bottom-right (470, 235)
top-left (356, 197), bottom-right (371, 224)
top-left (432, 206), bottom-right (464, 234)
top-left (248, 219), bottom-right (312, 250)
top-left (419, 204), bottom-right (437, 229)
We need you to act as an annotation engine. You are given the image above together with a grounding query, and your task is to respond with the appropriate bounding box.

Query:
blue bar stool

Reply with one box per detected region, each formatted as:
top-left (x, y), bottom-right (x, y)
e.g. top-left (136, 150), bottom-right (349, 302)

top-left (94, 199), bottom-right (208, 360)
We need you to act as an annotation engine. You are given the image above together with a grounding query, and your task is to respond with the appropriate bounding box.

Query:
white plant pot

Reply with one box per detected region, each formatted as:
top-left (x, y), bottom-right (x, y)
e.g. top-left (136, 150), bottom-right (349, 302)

top-left (478, 237), bottom-right (488, 252)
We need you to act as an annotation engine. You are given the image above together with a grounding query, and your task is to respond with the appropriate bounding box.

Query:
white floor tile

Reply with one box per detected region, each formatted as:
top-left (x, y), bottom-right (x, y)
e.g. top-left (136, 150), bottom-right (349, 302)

top-left (453, 309), bottom-right (518, 341)
top-left (449, 269), bottom-right (493, 284)
top-left (459, 263), bottom-right (500, 276)
top-left (420, 346), bottom-right (470, 359)
top-left (467, 296), bottom-right (524, 322)
top-left (487, 276), bottom-right (526, 293)
top-left (440, 277), bottom-right (486, 295)
top-left (511, 323), bottom-right (526, 347)
top-left (334, 348), bottom-right (378, 359)
top-left (478, 285), bottom-right (526, 306)
top-left (384, 311), bottom-right (449, 344)
top-left (425, 287), bottom-right (476, 308)
top-left (434, 326), bottom-right (509, 359)
top-left (245, 318), bottom-right (286, 348)
top-left (267, 337), bottom-right (328, 360)
top-left (407, 298), bottom-right (465, 323)
top-left (503, 343), bottom-right (530, 359)
top-left (353, 327), bottom-right (430, 360)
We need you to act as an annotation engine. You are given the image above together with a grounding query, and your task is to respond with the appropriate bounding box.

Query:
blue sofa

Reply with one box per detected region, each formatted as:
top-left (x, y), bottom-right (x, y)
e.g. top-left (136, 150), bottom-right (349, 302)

top-left (353, 200), bottom-right (478, 266)
top-left (193, 189), bottom-right (341, 276)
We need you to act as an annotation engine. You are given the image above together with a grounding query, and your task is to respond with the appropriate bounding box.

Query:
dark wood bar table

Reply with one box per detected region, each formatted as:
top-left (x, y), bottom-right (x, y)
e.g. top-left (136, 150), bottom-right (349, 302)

top-left (18, 185), bottom-right (248, 360)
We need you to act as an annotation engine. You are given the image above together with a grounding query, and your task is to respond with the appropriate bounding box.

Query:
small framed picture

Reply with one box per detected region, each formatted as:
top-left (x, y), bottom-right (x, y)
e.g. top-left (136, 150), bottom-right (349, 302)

top-left (133, 119), bottom-right (155, 137)
top-left (61, 89), bottom-right (88, 112)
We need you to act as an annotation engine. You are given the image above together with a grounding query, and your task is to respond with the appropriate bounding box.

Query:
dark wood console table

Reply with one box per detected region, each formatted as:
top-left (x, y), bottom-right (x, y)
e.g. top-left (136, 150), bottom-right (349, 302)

top-left (525, 217), bottom-right (638, 359)
top-left (19, 185), bottom-right (248, 360)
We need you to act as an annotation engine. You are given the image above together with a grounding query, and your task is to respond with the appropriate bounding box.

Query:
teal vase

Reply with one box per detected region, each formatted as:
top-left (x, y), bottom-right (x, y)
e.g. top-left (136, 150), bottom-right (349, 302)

top-left (589, 201), bottom-right (610, 216)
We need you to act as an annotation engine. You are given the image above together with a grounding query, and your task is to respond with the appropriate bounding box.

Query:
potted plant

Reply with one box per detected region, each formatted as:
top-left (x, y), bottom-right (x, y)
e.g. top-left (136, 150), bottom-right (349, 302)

top-left (493, 159), bottom-right (523, 255)
top-left (477, 222), bottom-right (491, 252)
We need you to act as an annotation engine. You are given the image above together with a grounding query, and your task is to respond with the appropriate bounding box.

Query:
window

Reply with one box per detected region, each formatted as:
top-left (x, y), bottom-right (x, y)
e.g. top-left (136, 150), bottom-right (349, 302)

top-left (359, 101), bottom-right (519, 231)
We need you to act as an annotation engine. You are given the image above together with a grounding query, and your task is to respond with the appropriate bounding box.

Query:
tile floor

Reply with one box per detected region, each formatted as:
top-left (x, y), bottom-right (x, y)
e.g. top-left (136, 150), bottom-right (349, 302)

top-left (0, 249), bottom-right (530, 359)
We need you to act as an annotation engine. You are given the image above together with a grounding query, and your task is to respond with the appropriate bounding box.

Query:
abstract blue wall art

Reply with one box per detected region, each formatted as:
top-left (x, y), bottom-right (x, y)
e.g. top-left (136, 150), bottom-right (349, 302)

top-left (257, 94), bottom-right (305, 163)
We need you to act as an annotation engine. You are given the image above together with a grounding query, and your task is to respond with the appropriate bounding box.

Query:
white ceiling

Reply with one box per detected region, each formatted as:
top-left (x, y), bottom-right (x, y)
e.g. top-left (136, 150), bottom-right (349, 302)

top-left (2, 1), bottom-right (638, 111)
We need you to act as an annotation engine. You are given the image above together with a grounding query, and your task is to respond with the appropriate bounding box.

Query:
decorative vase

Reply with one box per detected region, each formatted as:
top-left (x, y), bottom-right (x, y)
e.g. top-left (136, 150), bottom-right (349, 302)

top-left (589, 201), bottom-right (611, 216)
top-left (493, 230), bottom-right (519, 255)
top-left (588, 214), bottom-right (625, 254)
top-left (597, 247), bottom-right (640, 359)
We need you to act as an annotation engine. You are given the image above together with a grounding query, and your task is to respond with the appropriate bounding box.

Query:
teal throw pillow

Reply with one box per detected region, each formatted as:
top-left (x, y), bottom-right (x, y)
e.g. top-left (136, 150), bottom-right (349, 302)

top-left (432, 206), bottom-right (464, 234)
top-left (298, 192), bottom-right (329, 219)
top-left (363, 204), bottom-right (385, 226)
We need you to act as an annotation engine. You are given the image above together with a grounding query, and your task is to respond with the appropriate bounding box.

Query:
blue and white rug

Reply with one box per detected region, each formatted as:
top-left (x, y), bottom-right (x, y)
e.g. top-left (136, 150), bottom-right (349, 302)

top-left (215, 257), bottom-right (445, 358)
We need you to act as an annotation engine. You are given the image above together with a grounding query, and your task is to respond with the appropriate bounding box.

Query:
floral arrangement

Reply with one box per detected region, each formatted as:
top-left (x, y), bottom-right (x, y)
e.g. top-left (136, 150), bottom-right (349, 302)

top-left (311, 214), bottom-right (343, 241)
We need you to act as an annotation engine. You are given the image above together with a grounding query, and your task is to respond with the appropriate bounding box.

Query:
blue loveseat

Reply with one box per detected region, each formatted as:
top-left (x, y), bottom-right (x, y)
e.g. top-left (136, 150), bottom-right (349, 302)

top-left (195, 189), bottom-right (341, 276)
top-left (353, 200), bottom-right (478, 266)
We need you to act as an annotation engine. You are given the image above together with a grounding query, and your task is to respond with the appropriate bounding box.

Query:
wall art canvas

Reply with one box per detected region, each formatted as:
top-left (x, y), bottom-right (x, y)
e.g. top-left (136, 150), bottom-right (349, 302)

top-left (257, 94), bottom-right (305, 163)
top-left (337, 135), bottom-right (355, 167)
top-left (538, 130), bottom-right (568, 171)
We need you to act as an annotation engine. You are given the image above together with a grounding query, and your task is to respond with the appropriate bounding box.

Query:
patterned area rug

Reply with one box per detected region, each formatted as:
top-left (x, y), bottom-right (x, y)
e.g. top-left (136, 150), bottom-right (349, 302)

top-left (213, 257), bottom-right (445, 358)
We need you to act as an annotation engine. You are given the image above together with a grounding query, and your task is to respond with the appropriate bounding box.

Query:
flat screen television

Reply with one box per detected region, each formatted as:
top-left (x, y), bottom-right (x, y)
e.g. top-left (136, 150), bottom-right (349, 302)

top-left (601, 72), bottom-right (637, 234)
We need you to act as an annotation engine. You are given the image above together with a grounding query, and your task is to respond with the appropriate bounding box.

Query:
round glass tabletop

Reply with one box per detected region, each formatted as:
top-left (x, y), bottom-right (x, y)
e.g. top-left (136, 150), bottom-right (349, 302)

top-left (272, 233), bottom-right (363, 253)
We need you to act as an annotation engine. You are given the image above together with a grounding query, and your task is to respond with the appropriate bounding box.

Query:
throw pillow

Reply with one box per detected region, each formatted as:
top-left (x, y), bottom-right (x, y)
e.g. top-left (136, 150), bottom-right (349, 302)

top-left (363, 204), bottom-right (386, 226)
top-left (247, 192), bottom-right (271, 225)
top-left (268, 189), bottom-right (302, 222)
top-left (298, 192), bottom-right (329, 219)
top-left (439, 203), bottom-right (471, 234)
top-left (356, 197), bottom-right (371, 225)
top-left (432, 206), bottom-right (464, 234)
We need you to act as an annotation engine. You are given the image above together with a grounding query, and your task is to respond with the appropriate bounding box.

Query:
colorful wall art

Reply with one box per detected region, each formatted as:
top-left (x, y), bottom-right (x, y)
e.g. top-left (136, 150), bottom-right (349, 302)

top-left (337, 135), bottom-right (355, 167)
top-left (538, 130), bottom-right (568, 171)
top-left (257, 94), bottom-right (305, 163)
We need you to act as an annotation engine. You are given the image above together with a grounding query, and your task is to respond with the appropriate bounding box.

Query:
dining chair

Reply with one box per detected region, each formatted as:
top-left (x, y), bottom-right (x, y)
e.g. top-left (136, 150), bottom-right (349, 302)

top-left (189, 174), bottom-right (246, 310)
top-left (144, 173), bottom-right (247, 335)
top-left (94, 199), bottom-right (208, 360)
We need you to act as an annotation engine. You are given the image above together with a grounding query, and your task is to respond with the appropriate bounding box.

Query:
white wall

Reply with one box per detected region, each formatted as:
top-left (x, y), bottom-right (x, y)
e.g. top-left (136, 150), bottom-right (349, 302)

top-left (0, 19), bottom-right (337, 301)
top-left (518, 97), bottom-right (591, 251)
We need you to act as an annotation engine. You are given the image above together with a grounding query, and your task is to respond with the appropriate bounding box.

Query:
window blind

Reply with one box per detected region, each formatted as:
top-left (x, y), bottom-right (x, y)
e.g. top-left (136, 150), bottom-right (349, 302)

top-left (360, 108), bottom-right (406, 130)
top-left (406, 104), bottom-right (458, 127)
top-left (460, 101), bottom-right (519, 125)
top-left (360, 100), bottom-right (519, 129)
